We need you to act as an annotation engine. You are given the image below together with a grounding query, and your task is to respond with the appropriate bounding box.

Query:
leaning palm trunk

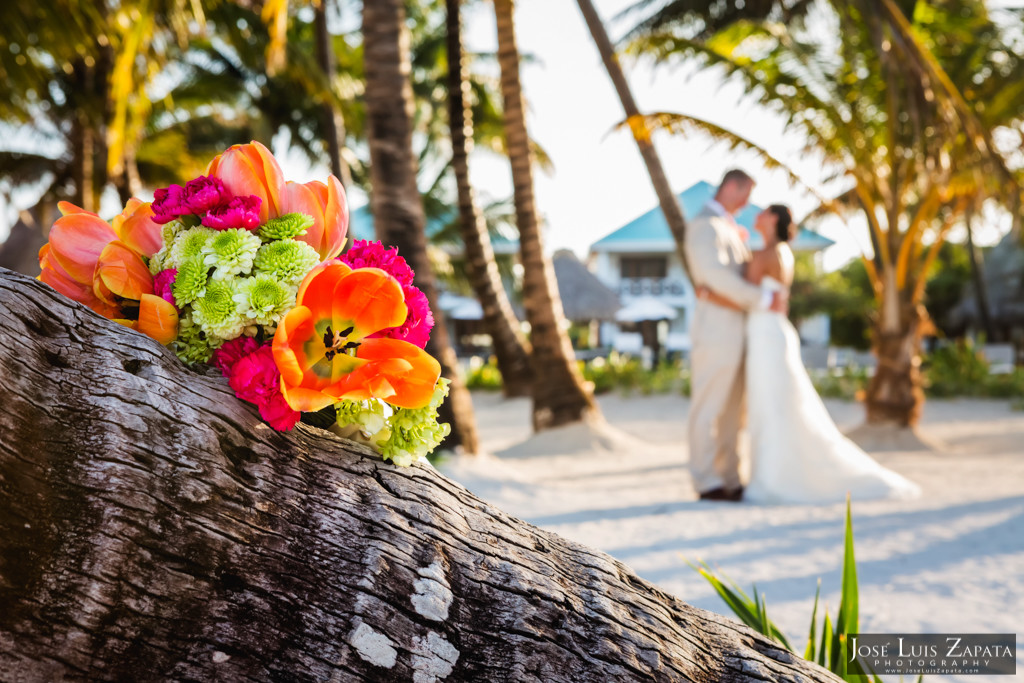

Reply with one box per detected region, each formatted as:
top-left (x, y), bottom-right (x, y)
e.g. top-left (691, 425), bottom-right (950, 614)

top-left (574, 0), bottom-right (691, 277)
top-left (314, 0), bottom-right (353, 189)
top-left (446, 0), bottom-right (533, 398)
top-left (964, 206), bottom-right (995, 340)
top-left (363, 0), bottom-right (479, 452)
top-left (493, 0), bottom-right (599, 431)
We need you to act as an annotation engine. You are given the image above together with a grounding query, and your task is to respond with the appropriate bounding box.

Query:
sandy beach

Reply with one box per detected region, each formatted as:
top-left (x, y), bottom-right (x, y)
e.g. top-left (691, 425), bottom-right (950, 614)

top-left (438, 393), bottom-right (1024, 682)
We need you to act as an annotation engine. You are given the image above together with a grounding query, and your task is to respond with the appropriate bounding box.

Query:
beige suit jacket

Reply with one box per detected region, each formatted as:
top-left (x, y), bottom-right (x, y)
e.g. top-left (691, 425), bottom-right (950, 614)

top-left (685, 210), bottom-right (763, 310)
top-left (684, 207), bottom-right (764, 493)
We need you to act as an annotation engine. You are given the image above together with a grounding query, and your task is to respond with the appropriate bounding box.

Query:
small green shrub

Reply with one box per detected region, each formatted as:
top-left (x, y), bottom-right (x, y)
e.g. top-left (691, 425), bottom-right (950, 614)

top-left (690, 500), bottom-right (919, 682)
top-left (580, 355), bottom-right (689, 396)
top-left (811, 367), bottom-right (870, 400)
top-left (922, 340), bottom-right (1024, 399)
top-left (923, 340), bottom-right (991, 397)
top-left (465, 357), bottom-right (504, 391)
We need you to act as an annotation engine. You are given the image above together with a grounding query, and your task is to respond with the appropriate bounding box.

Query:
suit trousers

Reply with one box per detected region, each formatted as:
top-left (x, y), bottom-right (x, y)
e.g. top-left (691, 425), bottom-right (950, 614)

top-left (688, 299), bottom-right (747, 493)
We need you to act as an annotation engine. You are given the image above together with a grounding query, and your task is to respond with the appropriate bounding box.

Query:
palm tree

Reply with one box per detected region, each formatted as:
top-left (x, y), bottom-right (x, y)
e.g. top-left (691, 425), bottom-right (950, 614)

top-left (313, 0), bottom-right (354, 188)
top-left (0, 0), bottom-right (212, 210)
top-left (363, 0), bottom-right (480, 452)
top-left (574, 0), bottom-right (692, 277)
top-left (625, 0), bottom-right (1021, 429)
top-left (446, 0), bottom-right (533, 397)
top-left (493, 0), bottom-right (600, 431)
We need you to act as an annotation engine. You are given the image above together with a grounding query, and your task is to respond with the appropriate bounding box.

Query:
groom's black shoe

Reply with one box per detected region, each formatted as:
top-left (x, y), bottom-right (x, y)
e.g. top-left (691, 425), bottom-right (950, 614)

top-left (698, 486), bottom-right (744, 502)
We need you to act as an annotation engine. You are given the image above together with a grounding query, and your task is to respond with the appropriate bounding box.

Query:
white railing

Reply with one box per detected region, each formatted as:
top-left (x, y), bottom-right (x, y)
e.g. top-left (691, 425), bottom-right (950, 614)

top-left (618, 277), bottom-right (688, 297)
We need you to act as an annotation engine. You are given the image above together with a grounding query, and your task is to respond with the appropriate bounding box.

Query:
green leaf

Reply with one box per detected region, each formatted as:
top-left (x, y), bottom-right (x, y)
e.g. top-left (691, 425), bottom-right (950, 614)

top-left (687, 558), bottom-right (793, 651)
top-left (835, 496), bottom-right (860, 639)
top-left (804, 579), bottom-right (821, 661)
top-left (818, 609), bottom-right (833, 668)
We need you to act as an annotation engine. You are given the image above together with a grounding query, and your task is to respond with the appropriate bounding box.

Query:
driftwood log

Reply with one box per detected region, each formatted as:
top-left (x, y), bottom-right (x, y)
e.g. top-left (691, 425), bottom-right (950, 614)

top-left (0, 269), bottom-right (839, 682)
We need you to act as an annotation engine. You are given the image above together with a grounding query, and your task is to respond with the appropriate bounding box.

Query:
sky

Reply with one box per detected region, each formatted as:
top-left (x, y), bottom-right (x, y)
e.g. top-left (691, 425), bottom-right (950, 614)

top-left (4, 0), bottom-right (1014, 271)
top-left (284, 0), bottom-right (872, 271)
top-left (451, 0), bottom-right (1012, 270)
top-left (459, 0), bottom-right (864, 270)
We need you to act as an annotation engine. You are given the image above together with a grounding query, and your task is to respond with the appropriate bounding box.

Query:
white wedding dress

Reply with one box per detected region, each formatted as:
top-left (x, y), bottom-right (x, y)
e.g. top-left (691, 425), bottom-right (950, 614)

top-left (743, 277), bottom-right (921, 504)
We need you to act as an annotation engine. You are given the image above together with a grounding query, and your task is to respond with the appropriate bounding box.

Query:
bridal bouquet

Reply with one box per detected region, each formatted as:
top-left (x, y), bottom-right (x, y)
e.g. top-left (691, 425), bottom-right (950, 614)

top-left (37, 141), bottom-right (449, 466)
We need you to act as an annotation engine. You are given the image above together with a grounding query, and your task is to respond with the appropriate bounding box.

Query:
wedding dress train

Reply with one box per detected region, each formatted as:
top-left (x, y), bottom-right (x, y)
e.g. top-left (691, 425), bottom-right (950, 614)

top-left (743, 278), bottom-right (921, 504)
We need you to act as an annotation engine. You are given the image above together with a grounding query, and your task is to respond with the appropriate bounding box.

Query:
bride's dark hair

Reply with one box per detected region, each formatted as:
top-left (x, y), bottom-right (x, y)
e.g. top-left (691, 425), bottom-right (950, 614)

top-left (769, 204), bottom-right (795, 242)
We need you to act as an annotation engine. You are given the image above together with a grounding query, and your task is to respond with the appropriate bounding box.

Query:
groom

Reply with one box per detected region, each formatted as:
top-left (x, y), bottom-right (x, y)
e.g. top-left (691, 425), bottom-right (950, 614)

top-left (685, 170), bottom-right (780, 502)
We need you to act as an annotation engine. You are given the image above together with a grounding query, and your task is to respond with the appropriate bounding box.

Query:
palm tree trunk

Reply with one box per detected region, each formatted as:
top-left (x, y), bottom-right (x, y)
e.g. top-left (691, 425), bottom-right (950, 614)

top-left (314, 0), bottom-right (353, 188)
top-left (964, 206), bottom-right (995, 340)
top-left (71, 113), bottom-right (95, 213)
top-left (574, 0), bottom-right (691, 277)
top-left (864, 267), bottom-right (924, 426)
top-left (363, 0), bottom-right (479, 453)
top-left (493, 0), bottom-right (599, 431)
top-left (446, 0), bottom-right (533, 398)
top-left (0, 269), bottom-right (842, 683)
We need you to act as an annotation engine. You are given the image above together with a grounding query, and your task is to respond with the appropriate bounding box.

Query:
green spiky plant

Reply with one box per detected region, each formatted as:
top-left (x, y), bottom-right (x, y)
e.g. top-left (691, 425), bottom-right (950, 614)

top-left (689, 498), bottom-right (923, 682)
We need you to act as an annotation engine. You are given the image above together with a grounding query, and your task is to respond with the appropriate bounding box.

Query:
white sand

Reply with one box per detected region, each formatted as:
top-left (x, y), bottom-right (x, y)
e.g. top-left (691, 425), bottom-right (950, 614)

top-left (439, 393), bottom-right (1024, 682)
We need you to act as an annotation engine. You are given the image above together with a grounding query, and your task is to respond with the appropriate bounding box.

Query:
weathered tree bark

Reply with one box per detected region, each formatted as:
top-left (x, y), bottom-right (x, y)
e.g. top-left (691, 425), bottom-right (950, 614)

top-left (446, 0), bottom-right (534, 398)
top-left (363, 0), bottom-right (480, 453)
top-left (574, 0), bottom-right (692, 279)
top-left (494, 0), bottom-right (600, 431)
top-left (0, 268), bottom-right (841, 682)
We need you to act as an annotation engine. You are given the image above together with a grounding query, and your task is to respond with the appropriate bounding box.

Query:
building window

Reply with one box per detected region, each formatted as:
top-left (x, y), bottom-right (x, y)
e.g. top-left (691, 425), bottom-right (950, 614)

top-left (620, 256), bottom-right (667, 279)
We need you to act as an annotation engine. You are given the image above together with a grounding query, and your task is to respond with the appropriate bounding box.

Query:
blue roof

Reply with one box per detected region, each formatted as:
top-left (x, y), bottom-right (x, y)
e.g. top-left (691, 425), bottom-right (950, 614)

top-left (591, 180), bottom-right (834, 252)
top-left (348, 204), bottom-right (519, 251)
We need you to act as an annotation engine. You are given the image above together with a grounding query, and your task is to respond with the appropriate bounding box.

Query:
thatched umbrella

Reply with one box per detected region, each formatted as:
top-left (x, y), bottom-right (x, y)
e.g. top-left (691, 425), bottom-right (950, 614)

top-left (949, 232), bottom-right (1024, 346)
top-left (552, 249), bottom-right (621, 322)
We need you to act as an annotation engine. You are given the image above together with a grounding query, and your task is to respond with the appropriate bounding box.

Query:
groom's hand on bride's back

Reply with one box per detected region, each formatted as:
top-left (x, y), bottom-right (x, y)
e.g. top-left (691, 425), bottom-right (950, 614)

top-left (769, 291), bottom-right (789, 314)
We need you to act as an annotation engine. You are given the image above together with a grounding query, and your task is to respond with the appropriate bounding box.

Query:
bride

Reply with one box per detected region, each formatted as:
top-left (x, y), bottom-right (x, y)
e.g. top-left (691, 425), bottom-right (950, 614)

top-left (700, 205), bottom-right (920, 504)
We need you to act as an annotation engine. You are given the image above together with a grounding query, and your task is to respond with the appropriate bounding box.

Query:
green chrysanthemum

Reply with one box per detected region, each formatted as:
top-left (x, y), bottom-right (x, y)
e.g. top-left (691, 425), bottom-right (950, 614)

top-left (192, 278), bottom-right (248, 340)
top-left (336, 399), bottom-right (389, 440)
top-left (232, 273), bottom-right (297, 326)
top-left (162, 220), bottom-right (185, 247)
top-left (173, 314), bottom-right (223, 365)
top-left (166, 226), bottom-right (217, 269)
top-left (201, 228), bottom-right (262, 280)
top-left (253, 239), bottom-right (320, 286)
top-left (258, 212), bottom-right (314, 242)
top-left (375, 379), bottom-right (451, 467)
top-left (147, 222), bottom-right (179, 274)
top-left (172, 256), bottom-right (209, 306)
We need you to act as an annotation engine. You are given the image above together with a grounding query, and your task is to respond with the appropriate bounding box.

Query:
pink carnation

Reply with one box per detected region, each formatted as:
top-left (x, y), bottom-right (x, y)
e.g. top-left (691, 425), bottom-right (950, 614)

top-left (211, 336), bottom-right (262, 376)
top-left (202, 195), bottom-right (262, 231)
top-left (256, 392), bottom-right (301, 432)
top-left (184, 175), bottom-right (231, 215)
top-left (153, 268), bottom-right (178, 309)
top-left (340, 240), bottom-right (415, 286)
top-left (227, 345), bottom-right (300, 431)
top-left (370, 283), bottom-right (434, 349)
top-left (151, 184), bottom-right (189, 224)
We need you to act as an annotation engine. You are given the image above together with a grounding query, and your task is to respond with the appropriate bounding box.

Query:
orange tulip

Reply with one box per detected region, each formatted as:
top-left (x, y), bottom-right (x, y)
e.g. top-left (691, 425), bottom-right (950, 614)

top-left (136, 294), bottom-right (179, 345)
top-left (46, 204), bottom-right (119, 284)
top-left (39, 243), bottom-right (120, 318)
top-left (112, 295), bottom-right (179, 346)
top-left (94, 240), bottom-right (154, 304)
top-left (281, 177), bottom-right (349, 260)
top-left (111, 198), bottom-right (163, 258)
top-left (206, 141), bottom-right (286, 223)
top-left (38, 201), bottom-right (176, 345)
top-left (208, 141), bottom-right (349, 260)
top-left (272, 262), bottom-right (442, 412)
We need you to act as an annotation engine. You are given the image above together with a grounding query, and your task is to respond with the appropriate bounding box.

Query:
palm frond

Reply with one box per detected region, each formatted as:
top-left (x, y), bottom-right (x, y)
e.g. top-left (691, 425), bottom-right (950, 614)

top-left (626, 111), bottom-right (837, 210)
